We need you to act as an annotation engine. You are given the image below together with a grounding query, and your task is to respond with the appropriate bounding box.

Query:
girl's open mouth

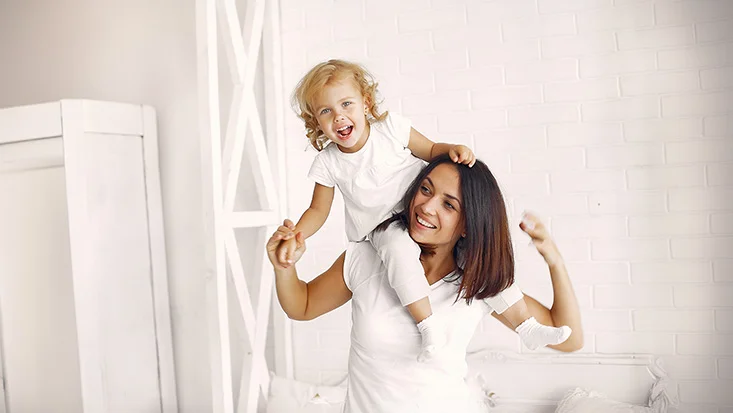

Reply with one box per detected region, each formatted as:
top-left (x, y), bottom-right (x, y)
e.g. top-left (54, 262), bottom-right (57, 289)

top-left (337, 125), bottom-right (353, 139)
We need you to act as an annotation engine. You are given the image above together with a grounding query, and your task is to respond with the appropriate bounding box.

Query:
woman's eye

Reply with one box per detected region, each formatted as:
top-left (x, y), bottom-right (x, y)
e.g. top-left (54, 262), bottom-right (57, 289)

top-left (444, 202), bottom-right (455, 210)
top-left (420, 185), bottom-right (429, 194)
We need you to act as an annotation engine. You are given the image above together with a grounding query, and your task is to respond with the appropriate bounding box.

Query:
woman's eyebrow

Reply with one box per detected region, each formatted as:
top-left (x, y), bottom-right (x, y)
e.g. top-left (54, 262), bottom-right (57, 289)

top-left (444, 193), bottom-right (461, 206)
top-left (426, 176), bottom-right (461, 205)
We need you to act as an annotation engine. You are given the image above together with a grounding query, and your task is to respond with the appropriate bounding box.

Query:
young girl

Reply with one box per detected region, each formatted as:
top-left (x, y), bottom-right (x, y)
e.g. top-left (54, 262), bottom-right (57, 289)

top-left (276, 59), bottom-right (570, 361)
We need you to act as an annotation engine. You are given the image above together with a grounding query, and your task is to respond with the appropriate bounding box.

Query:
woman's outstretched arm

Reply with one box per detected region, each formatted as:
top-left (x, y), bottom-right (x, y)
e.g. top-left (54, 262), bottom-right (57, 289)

top-left (492, 212), bottom-right (584, 352)
top-left (268, 220), bottom-right (353, 321)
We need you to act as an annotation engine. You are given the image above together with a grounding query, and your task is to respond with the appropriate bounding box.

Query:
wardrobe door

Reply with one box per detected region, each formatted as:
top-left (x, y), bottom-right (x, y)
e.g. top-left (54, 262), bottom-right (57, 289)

top-left (0, 138), bottom-right (84, 413)
top-left (63, 128), bottom-right (161, 413)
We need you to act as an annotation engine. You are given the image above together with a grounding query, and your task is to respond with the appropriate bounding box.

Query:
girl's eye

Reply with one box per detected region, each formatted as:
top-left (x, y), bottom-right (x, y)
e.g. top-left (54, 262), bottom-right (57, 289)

top-left (320, 108), bottom-right (331, 115)
top-left (342, 101), bottom-right (352, 107)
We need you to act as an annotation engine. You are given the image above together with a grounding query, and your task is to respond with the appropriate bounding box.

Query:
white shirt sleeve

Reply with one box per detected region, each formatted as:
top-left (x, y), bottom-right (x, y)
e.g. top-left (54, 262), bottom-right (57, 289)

top-left (343, 242), bottom-right (359, 292)
top-left (343, 242), bottom-right (381, 293)
top-left (307, 152), bottom-right (336, 188)
top-left (383, 112), bottom-right (413, 148)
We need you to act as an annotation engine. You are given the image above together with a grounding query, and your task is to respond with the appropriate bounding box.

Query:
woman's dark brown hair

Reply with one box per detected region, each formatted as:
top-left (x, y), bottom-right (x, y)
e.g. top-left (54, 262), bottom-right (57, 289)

top-left (376, 154), bottom-right (514, 304)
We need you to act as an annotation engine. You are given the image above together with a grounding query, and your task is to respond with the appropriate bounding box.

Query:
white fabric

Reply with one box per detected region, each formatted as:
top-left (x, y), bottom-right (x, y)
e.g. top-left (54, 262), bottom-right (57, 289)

top-left (555, 388), bottom-right (657, 413)
top-left (308, 112), bottom-right (426, 242)
top-left (483, 282), bottom-right (524, 314)
top-left (368, 220), bottom-right (430, 306)
top-left (266, 373), bottom-right (346, 413)
top-left (555, 378), bottom-right (677, 413)
top-left (342, 241), bottom-right (489, 413)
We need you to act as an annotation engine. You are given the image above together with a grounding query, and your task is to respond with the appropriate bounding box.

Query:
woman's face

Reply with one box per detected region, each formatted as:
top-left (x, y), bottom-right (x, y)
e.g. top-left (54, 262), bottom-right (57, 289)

top-left (408, 163), bottom-right (466, 250)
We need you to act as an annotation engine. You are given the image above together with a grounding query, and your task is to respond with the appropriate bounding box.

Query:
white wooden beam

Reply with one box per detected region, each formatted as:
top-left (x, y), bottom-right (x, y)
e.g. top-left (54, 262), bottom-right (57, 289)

top-left (81, 100), bottom-right (144, 136)
top-left (196, 0), bottom-right (234, 411)
top-left (0, 102), bottom-right (61, 144)
top-left (242, 0), bottom-right (266, 93)
top-left (222, 85), bottom-right (248, 211)
top-left (215, 0), bottom-right (247, 85)
top-left (141, 106), bottom-right (179, 413)
top-left (60, 101), bottom-right (106, 413)
top-left (227, 210), bottom-right (279, 228)
top-left (263, 0), bottom-right (294, 379)
top-left (222, 230), bottom-right (270, 400)
top-left (0, 138), bottom-right (64, 174)
top-left (245, 99), bottom-right (278, 211)
top-left (236, 226), bottom-right (273, 413)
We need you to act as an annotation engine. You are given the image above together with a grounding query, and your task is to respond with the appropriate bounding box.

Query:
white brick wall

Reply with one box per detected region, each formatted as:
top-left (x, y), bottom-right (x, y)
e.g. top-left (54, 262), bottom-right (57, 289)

top-left (278, 0), bottom-right (733, 409)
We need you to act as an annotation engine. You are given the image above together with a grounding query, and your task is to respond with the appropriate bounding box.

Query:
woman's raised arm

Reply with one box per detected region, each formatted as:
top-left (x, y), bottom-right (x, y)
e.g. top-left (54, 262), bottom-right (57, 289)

top-left (268, 220), bottom-right (353, 321)
top-left (493, 212), bottom-right (584, 352)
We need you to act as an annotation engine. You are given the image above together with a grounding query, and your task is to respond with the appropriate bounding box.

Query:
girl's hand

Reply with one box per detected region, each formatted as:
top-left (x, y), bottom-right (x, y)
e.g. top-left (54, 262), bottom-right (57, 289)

top-left (267, 219), bottom-right (306, 270)
top-left (449, 144), bottom-right (476, 167)
top-left (519, 211), bottom-right (563, 268)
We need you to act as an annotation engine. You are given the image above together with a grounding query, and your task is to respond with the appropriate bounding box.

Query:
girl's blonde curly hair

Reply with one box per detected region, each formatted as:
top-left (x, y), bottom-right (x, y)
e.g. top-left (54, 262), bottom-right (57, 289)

top-left (291, 59), bottom-right (387, 151)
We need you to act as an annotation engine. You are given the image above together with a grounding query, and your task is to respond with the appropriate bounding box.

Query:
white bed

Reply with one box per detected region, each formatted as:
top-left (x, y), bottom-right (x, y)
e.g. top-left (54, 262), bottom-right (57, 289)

top-left (267, 351), bottom-right (676, 413)
top-left (266, 351), bottom-right (677, 412)
top-left (465, 350), bottom-right (676, 412)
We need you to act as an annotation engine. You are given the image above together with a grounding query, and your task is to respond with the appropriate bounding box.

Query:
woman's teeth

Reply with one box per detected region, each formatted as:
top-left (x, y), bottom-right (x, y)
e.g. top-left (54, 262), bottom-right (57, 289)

top-left (416, 215), bottom-right (436, 229)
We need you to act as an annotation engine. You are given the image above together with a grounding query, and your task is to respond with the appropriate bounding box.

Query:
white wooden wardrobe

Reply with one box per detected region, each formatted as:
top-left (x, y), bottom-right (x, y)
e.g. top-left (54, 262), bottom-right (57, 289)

top-left (0, 100), bottom-right (177, 413)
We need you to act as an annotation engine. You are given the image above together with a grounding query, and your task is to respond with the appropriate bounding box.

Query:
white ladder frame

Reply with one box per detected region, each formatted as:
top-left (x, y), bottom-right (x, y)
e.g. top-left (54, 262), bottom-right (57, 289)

top-left (196, 0), bottom-right (292, 412)
top-left (0, 303), bottom-right (6, 413)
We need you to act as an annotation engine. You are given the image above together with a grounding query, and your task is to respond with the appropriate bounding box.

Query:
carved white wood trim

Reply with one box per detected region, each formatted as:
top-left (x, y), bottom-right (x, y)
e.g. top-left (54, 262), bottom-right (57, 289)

top-left (466, 350), bottom-right (678, 412)
top-left (196, 0), bottom-right (288, 412)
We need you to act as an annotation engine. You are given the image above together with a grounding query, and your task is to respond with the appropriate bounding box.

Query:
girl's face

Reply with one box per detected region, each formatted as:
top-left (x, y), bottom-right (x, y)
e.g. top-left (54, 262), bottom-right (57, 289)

top-left (311, 78), bottom-right (370, 153)
top-left (408, 163), bottom-right (466, 252)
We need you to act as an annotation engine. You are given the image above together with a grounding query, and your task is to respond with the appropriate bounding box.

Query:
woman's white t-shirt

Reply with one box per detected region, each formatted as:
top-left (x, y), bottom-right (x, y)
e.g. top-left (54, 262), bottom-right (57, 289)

top-left (308, 113), bottom-right (426, 242)
top-left (342, 241), bottom-right (490, 413)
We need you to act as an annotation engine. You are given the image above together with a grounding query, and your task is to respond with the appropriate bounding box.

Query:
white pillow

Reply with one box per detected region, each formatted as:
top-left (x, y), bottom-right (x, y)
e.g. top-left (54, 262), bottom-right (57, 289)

top-left (555, 388), bottom-right (657, 413)
top-left (266, 373), bottom-right (347, 413)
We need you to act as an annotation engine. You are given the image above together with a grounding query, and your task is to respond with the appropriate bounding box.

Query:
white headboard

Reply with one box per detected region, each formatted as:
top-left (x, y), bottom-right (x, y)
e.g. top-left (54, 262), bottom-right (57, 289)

top-left (466, 350), bottom-right (677, 413)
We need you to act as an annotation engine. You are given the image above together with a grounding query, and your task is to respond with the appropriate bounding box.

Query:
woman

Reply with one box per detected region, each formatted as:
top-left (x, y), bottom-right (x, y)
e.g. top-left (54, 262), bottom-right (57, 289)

top-left (267, 155), bottom-right (583, 412)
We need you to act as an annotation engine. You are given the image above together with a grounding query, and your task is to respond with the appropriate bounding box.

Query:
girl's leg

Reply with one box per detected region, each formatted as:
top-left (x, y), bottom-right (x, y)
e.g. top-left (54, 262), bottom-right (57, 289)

top-left (486, 284), bottom-right (572, 350)
top-left (369, 222), bottom-right (444, 361)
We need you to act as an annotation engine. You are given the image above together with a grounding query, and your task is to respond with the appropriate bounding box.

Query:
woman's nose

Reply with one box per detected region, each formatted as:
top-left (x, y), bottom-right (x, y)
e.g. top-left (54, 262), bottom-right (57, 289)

top-left (422, 197), bottom-right (439, 214)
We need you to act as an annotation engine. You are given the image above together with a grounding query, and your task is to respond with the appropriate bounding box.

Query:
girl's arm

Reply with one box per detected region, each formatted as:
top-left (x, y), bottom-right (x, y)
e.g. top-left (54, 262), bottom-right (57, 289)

top-left (277, 183), bottom-right (334, 266)
top-left (268, 226), bottom-right (352, 321)
top-left (406, 127), bottom-right (476, 166)
top-left (492, 213), bottom-right (584, 352)
top-left (295, 183), bottom-right (335, 239)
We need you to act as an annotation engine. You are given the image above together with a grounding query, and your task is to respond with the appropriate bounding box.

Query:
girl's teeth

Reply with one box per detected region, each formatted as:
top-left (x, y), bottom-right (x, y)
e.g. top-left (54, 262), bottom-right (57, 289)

top-left (337, 126), bottom-right (353, 137)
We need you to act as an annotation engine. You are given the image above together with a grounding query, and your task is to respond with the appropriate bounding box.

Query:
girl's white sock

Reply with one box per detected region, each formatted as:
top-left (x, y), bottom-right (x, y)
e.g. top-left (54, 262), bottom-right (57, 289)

top-left (416, 314), bottom-right (447, 363)
top-left (515, 317), bottom-right (572, 350)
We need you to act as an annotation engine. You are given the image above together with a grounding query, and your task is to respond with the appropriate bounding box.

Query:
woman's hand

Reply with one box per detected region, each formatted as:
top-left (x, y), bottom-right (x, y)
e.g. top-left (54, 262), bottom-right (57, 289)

top-left (519, 211), bottom-right (563, 268)
top-left (267, 219), bottom-right (306, 270)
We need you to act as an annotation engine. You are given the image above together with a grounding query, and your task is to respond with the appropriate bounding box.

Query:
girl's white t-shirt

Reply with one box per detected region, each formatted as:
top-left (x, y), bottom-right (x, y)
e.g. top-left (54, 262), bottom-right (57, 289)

top-left (342, 241), bottom-right (490, 413)
top-left (308, 113), bottom-right (426, 242)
